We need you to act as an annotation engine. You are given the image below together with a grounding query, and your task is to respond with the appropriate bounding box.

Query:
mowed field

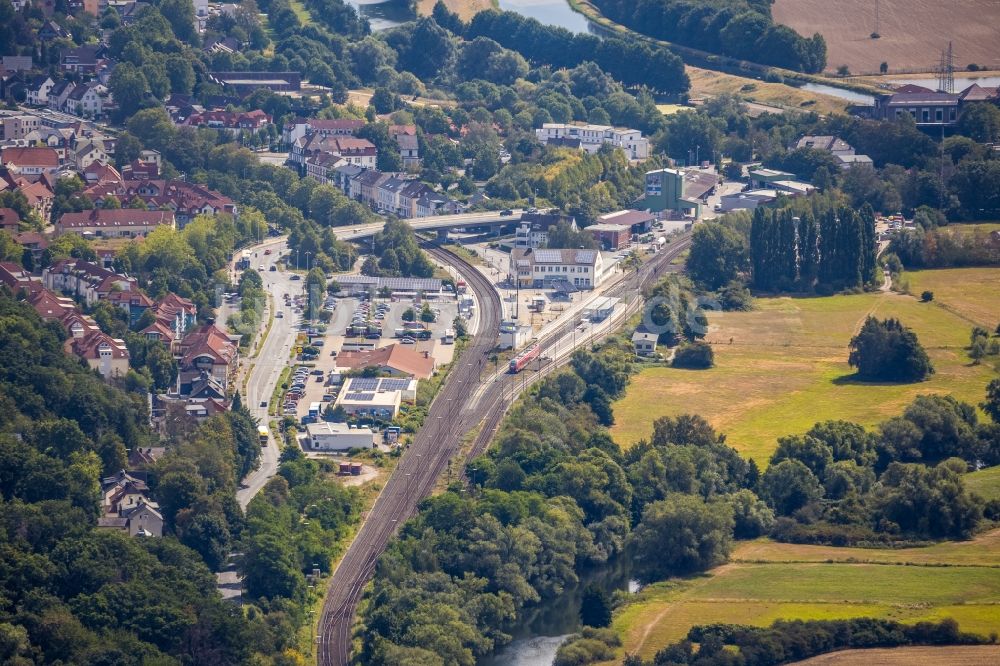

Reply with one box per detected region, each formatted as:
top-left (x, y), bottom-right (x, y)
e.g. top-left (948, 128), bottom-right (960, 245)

top-left (791, 646), bottom-right (1000, 665)
top-left (610, 268), bottom-right (1000, 465)
top-left (606, 529), bottom-right (1000, 663)
top-left (771, 0), bottom-right (1000, 74)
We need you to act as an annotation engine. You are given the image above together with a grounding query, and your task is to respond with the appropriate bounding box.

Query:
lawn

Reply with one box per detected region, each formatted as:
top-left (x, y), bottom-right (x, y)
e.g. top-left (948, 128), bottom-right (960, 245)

top-left (607, 529), bottom-right (1000, 662)
top-left (965, 465), bottom-right (1000, 502)
top-left (611, 272), bottom-right (1000, 464)
top-left (906, 266), bottom-right (1000, 330)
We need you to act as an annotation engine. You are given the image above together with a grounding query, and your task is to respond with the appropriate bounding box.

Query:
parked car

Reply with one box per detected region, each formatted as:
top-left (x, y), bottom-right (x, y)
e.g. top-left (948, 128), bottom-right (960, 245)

top-left (500, 209), bottom-right (513, 216)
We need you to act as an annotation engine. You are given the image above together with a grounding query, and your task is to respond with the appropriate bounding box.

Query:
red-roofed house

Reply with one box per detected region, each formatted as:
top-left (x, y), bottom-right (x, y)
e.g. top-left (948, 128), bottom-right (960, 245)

top-left (1, 146), bottom-right (60, 176)
top-left (43, 258), bottom-right (139, 306)
top-left (0, 261), bottom-right (40, 295)
top-left (28, 287), bottom-right (76, 321)
top-left (140, 319), bottom-right (177, 348)
top-left (66, 330), bottom-right (130, 379)
top-left (82, 160), bottom-right (123, 185)
top-left (152, 292), bottom-right (197, 338)
top-left (0, 208), bottom-right (20, 234)
top-left (55, 208), bottom-right (176, 238)
top-left (15, 180), bottom-right (54, 222)
top-left (176, 323), bottom-right (239, 395)
top-left (335, 343), bottom-right (436, 380)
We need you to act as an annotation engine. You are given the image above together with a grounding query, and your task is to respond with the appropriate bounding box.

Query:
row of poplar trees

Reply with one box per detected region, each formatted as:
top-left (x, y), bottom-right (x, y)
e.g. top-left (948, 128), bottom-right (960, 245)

top-left (750, 203), bottom-right (878, 292)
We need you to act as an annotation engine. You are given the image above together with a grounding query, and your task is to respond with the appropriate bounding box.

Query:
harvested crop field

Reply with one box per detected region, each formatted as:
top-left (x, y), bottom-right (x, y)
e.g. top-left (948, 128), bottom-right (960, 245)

top-left (791, 645), bottom-right (1000, 665)
top-left (772, 0), bottom-right (1000, 74)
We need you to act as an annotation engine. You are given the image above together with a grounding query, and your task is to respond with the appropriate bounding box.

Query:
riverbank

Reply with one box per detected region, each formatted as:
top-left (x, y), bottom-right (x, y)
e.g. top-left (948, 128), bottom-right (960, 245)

top-left (686, 66), bottom-right (851, 116)
top-left (415, 0), bottom-right (495, 21)
top-left (567, 0), bottom-right (881, 99)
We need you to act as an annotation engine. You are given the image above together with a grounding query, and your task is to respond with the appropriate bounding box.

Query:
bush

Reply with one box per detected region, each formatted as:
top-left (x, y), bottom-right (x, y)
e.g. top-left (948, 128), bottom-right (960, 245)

top-left (672, 341), bottom-right (714, 369)
top-left (921, 290), bottom-right (934, 302)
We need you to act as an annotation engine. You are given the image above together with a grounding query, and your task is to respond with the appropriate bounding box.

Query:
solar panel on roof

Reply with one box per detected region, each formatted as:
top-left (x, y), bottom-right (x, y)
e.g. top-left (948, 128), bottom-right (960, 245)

top-left (378, 378), bottom-right (411, 391)
top-left (534, 249), bottom-right (561, 262)
top-left (344, 392), bottom-right (374, 401)
top-left (349, 377), bottom-right (380, 391)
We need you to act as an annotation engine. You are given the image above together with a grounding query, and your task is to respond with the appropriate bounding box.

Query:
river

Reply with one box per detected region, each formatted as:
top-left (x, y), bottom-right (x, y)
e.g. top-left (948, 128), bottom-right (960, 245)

top-left (478, 559), bottom-right (641, 665)
top-left (345, 0), bottom-right (414, 31)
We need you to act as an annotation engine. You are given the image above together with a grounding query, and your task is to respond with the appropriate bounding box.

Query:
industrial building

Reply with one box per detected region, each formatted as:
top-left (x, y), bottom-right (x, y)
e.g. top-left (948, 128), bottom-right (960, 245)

top-left (304, 422), bottom-right (377, 451)
top-left (333, 376), bottom-right (414, 418)
top-left (637, 168), bottom-right (717, 218)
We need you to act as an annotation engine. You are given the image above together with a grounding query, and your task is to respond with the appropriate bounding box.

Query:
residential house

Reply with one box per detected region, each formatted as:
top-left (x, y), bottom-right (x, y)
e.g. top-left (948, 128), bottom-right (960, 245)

top-left (1, 146), bottom-right (60, 176)
top-left (55, 208), bottom-right (176, 238)
top-left (27, 287), bottom-right (76, 320)
top-left (292, 134), bottom-right (377, 170)
top-left (60, 45), bottom-right (106, 75)
top-left (1, 113), bottom-right (41, 141)
top-left (39, 20), bottom-right (70, 41)
top-left (67, 329), bottom-right (130, 379)
top-left (43, 258), bottom-right (138, 306)
top-left (84, 179), bottom-right (236, 226)
top-left (0, 208), bottom-right (19, 234)
top-left (74, 139), bottom-right (109, 170)
top-left (97, 470), bottom-right (163, 537)
top-left (391, 124), bottom-right (420, 167)
top-left (515, 211), bottom-right (576, 249)
top-left (283, 117), bottom-right (364, 145)
top-left (535, 122), bottom-right (650, 160)
top-left (14, 179), bottom-right (54, 222)
top-left (176, 323), bottom-right (239, 395)
top-left (82, 160), bottom-right (122, 185)
top-left (184, 108), bottom-right (270, 132)
top-left (152, 292), bottom-right (197, 339)
top-left (510, 247), bottom-right (605, 290)
top-left (46, 80), bottom-right (75, 111)
top-left (105, 288), bottom-right (154, 325)
top-left (794, 135), bottom-right (873, 171)
top-left (25, 76), bottom-right (55, 106)
top-left (632, 330), bottom-right (658, 356)
top-left (14, 231), bottom-right (49, 263)
top-left (0, 261), bottom-right (38, 294)
top-left (63, 82), bottom-right (108, 118)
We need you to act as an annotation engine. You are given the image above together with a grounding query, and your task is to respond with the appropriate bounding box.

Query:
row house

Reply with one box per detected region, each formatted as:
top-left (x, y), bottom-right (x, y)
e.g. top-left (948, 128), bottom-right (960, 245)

top-left (55, 208), bottom-right (176, 238)
top-left (84, 179), bottom-right (237, 227)
top-left (43, 258), bottom-right (139, 307)
top-left (184, 108), bottom-right (270, 132)
top-left (147, 292), bottom-right (197, 341)
top-left (25, 286), bottom-right (132, 381)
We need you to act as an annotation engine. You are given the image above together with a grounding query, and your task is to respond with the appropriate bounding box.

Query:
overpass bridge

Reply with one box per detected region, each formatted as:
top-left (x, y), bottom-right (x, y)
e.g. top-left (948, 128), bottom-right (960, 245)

top-left (331, 209), bottom-right (527, 242)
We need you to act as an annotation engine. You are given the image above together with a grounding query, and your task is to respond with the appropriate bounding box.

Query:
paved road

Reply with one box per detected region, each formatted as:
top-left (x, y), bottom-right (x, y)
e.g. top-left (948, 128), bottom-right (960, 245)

top-left (316, 234), bottom-right (693, 665)
top-left (234, 239), bottom-right (305, 509)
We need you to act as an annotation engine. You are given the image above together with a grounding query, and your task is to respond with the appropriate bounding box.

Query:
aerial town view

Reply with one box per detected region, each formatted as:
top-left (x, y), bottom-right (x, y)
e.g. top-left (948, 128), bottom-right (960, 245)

top-left (1, 0), bottom-right (999, 664)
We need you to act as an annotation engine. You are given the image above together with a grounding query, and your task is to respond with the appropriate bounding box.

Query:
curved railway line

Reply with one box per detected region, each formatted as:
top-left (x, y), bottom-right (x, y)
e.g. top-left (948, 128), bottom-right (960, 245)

top-left (317, 233), bottom-right (691, 665)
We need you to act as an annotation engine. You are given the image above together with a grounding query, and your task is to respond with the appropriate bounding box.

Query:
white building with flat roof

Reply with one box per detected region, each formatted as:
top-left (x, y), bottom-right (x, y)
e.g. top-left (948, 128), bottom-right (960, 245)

top-left (304, 422), bottom-right (376, 451)
top-left (535, 123), bottom-right (649, 160)
top-left (510, 247), bottom-right (605, 290)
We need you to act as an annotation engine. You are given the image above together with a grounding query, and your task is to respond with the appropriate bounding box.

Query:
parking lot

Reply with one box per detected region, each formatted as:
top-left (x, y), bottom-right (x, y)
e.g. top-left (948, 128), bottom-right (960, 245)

top-left (277, 291), bottom-right (460, 425)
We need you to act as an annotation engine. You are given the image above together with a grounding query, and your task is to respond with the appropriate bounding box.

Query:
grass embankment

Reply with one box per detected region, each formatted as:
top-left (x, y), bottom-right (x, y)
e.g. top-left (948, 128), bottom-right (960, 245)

top-left (611, 268), bottom-right (1000, 464)
top-left (685, 66), bottom-right (850, 116)
top-left (608, 528), bottom-right (1000, 662)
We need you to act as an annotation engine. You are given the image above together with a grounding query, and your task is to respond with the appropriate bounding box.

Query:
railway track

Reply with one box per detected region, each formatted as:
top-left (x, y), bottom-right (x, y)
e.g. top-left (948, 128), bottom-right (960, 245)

top-left (317, 243), bottom-right (502, 666)
top-left (317, 234), bottom-right (691, 664)
top-left (465, 233), bottom-right (692, 462)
